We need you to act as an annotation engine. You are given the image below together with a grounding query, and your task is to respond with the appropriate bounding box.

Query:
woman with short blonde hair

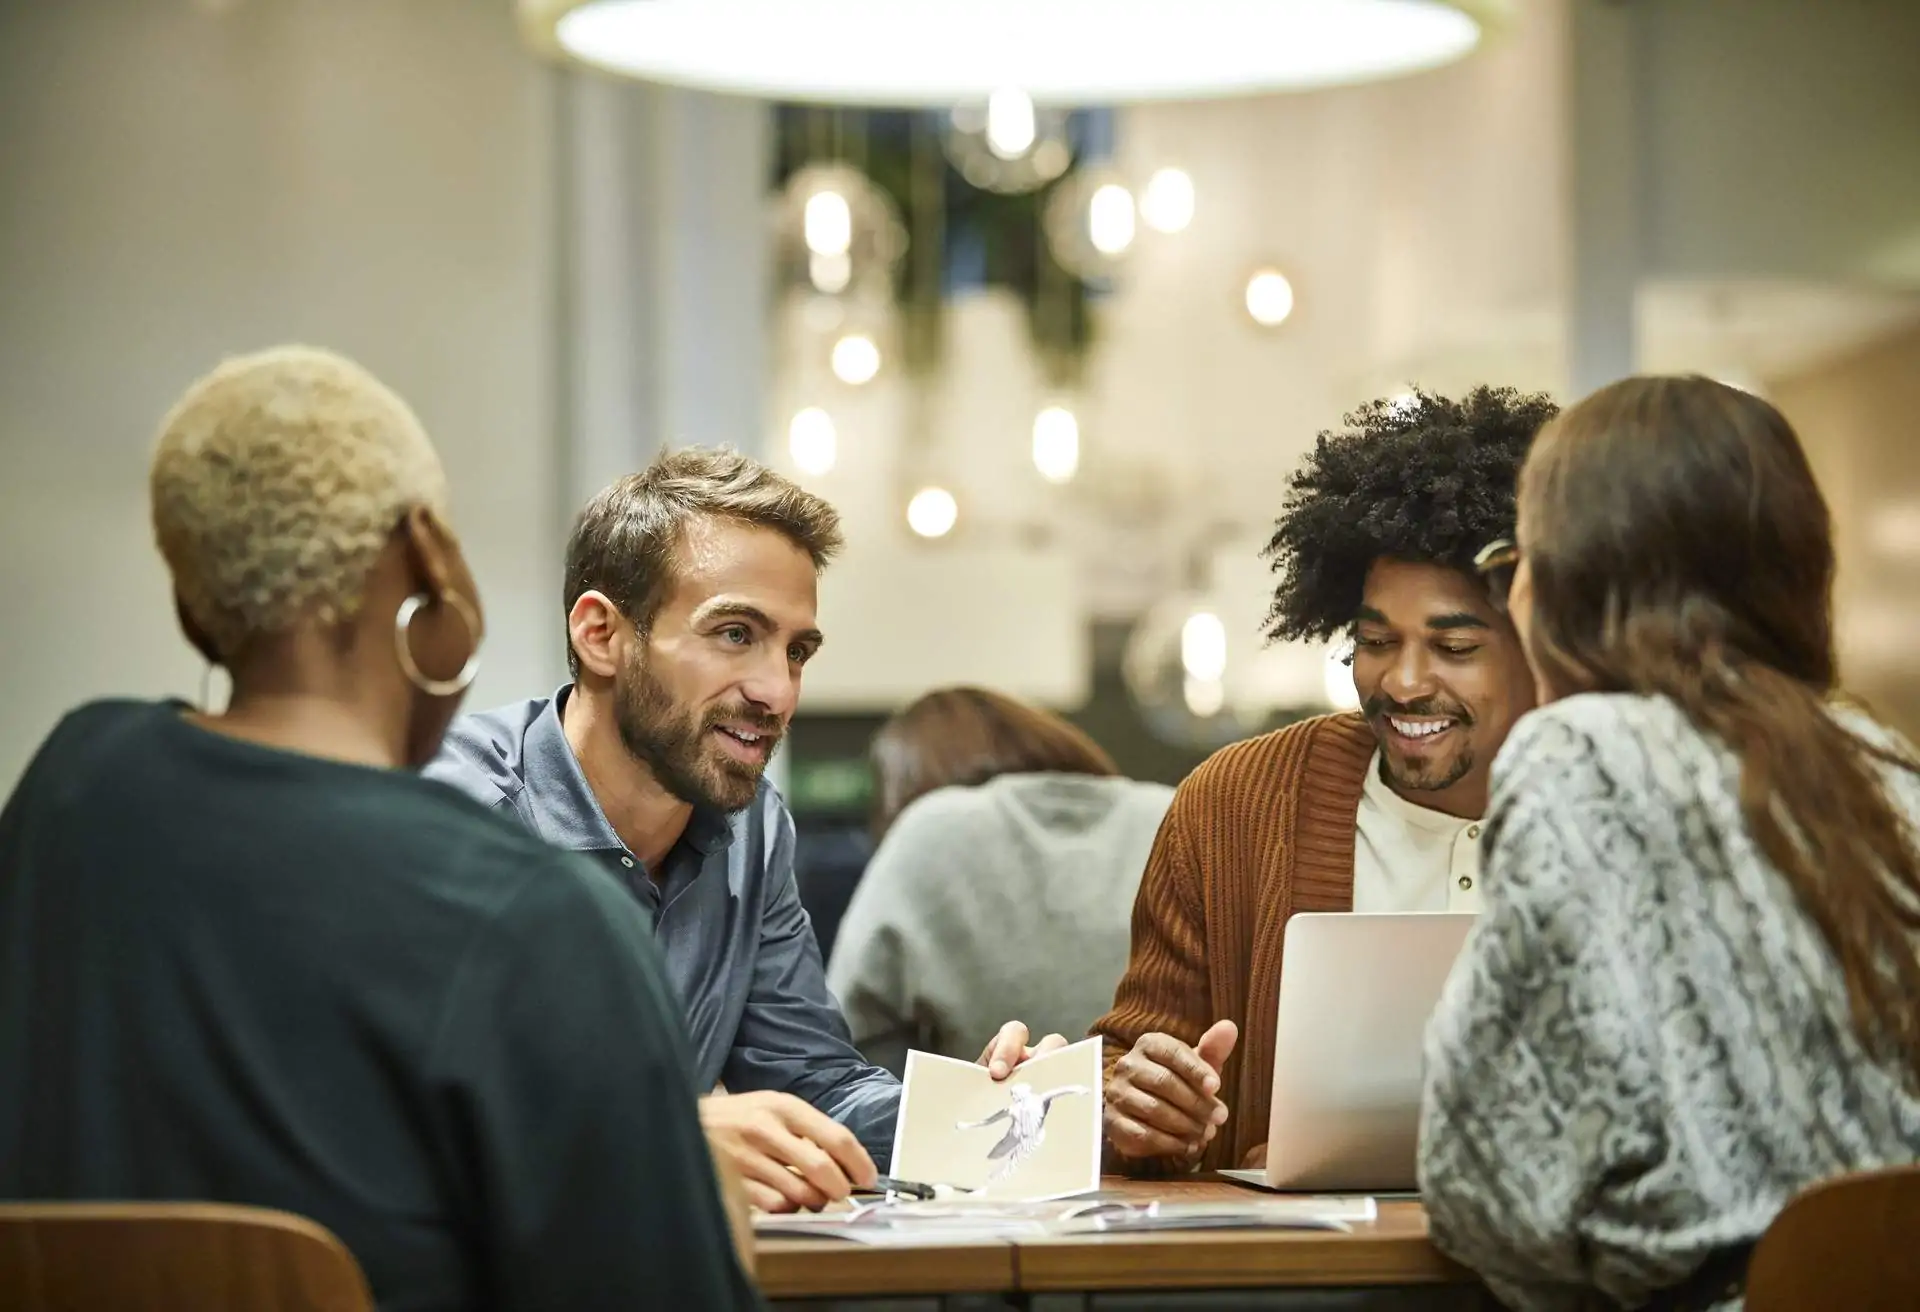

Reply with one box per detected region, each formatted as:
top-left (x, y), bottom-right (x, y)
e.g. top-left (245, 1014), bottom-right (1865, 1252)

top-left (0, 347), bottom-right (755, 1310)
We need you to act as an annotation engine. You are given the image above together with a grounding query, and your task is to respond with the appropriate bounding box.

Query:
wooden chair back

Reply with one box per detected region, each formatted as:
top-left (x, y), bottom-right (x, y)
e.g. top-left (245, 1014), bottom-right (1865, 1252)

top-left (1745, 1165), bottom-right (1920, 1311)
top-left (0, 1202), bottom-right (373, 1312)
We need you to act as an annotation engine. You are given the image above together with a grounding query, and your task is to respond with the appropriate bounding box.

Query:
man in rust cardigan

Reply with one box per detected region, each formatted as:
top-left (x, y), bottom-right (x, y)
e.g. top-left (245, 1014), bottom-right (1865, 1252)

top-left (1092, 387), bottom-right (1559, 1175)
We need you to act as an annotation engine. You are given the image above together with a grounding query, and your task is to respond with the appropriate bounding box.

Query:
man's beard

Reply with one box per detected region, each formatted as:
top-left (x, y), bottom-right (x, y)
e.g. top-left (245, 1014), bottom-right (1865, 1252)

top-left (613, 654), bottom-right (782, 813)
top-left (1362, 692), bottom-right (1476, 794)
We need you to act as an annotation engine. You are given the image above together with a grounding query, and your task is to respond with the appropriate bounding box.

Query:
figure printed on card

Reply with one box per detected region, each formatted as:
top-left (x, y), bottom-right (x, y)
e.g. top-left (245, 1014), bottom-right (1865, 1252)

top-left (955, 1082), bottom-right (1092, 1183)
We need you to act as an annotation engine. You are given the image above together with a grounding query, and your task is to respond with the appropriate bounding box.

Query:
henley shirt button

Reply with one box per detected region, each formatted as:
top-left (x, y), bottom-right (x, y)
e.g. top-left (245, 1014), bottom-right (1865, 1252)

top-left (1458, 875), bottom-right (1473, 891)
top-left (1467, 825), bottom-right (1481, 840)
top-left (620, 856), bottom-right (635, 868)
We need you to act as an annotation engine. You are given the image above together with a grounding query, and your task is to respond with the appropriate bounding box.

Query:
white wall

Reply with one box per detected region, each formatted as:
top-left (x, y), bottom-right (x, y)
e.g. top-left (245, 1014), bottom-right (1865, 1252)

top-left (1632, 0), bottom-right (1920, 287)
top-left (0, 0), bottom-right (563, 789)
top-left (1770, 320), bottom-right (1920, 738)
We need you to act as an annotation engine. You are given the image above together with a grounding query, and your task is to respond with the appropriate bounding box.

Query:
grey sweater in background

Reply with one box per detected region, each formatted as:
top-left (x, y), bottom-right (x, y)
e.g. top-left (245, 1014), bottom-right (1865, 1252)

top-left (1420, 693), bottom-right (1920, 1312)
top-left (826, 773), bottom-right (1174, 1076)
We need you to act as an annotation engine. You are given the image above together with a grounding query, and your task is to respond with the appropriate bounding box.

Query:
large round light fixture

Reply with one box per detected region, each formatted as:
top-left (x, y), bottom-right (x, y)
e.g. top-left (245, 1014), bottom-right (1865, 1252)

top-left (522, 1), bottom-right (1510, 105)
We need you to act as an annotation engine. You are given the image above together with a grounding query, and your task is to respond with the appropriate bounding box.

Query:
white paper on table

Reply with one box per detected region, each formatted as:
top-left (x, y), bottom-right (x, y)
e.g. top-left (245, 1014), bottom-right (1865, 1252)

top-left (1047, 1195), bottom-right (1377, 1233)
top-left (888, 1036), bottom-right (1103, 1202)
top-left (752, 1202), bottom-right (1051, 1246)
top-left (751, 1193), bottom-right (1374, 1245)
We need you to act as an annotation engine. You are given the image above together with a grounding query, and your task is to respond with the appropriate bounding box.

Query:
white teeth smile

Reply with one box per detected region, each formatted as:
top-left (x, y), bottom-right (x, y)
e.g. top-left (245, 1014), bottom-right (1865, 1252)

top-left (719, 728), bottom-right (764, 745)
top-left (1389, 718), bottom-right (1452, 739)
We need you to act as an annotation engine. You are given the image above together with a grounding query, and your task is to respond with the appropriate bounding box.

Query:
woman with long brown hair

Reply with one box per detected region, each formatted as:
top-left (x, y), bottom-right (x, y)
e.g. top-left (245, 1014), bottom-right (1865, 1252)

top-left (1418, 375), bottom-right (1920, 1311)
top-left (827, 687), bottom-right (1173, 1074)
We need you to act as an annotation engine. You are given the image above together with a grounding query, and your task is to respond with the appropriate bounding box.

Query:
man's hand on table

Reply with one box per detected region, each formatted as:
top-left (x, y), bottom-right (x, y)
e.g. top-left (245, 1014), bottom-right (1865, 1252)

top-left (977, 1020), bottom-right (1070, 1079)
top-left (699, 1090), bottom-right (876, 1213)
top-left (1103, 1019), bottom-right (1238, 1164)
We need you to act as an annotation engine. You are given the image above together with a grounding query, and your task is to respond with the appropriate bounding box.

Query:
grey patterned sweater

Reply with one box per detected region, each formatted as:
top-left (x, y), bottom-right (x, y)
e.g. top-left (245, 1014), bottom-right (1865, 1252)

top-left (1419, 693), bottom-right (1920, 1312)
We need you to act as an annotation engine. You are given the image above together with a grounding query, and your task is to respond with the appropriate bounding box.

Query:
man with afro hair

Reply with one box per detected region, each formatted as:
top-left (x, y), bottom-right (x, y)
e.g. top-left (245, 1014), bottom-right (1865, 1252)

top-left (1091, 385), bottom-right (1558, 1176)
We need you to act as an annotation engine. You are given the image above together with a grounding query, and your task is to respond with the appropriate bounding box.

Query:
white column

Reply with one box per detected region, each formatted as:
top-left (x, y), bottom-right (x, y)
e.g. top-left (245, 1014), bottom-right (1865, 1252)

top-left (553, 75), bottom-right (772, 525)
top-left (1566, 0), bottom-right (1640, 397)
top-left (651, 88), bottom-right (773, 457)
top-left (556, 70), bottom-right (651, 516)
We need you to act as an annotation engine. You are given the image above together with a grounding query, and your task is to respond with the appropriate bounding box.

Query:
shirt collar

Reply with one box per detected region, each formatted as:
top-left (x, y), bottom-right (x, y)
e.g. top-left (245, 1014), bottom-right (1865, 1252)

top-left (523, 684), bottom-right (736, 858)
top-left (1361, 751), bottom-right (1478, 836)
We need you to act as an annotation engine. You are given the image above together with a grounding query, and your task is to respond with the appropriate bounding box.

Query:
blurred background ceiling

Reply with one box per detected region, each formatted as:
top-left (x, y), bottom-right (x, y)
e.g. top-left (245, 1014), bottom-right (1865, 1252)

top-left (2, 0), bottom-right (1918, 788)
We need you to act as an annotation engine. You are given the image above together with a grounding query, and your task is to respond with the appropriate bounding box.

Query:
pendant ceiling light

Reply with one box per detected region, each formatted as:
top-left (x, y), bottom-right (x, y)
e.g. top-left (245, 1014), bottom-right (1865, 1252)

top-left (520, 0), bottom-right (1514, 106)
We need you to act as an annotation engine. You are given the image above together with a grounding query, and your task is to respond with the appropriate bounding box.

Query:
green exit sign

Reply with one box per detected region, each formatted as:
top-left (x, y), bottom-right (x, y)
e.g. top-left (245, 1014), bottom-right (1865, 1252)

top-left (789, 758), bottom-right (872, 813)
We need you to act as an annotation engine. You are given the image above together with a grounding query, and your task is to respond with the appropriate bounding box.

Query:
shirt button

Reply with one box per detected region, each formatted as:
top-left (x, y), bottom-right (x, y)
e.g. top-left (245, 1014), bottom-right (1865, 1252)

top-left (1458, 875), bottom-right (1473, 891)
top-left (621, 856), bottom-right (635, 868)
top-left (1466, 825), bottom-right (1481, 840)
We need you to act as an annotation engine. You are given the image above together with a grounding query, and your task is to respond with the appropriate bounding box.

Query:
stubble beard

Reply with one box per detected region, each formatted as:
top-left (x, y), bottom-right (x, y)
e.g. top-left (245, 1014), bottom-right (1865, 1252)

top-left (612, 653), bottom-right (777, 813)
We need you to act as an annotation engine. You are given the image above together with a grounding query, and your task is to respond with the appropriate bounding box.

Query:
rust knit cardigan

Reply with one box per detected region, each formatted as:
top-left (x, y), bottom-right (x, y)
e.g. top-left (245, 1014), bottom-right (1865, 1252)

top-left (1091, 711), bottom-right (1377, 1175)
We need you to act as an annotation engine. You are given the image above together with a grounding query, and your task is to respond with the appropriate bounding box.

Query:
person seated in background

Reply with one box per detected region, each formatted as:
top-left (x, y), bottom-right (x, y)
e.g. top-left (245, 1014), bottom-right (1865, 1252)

top-left (0, 348), bottom-right (757, 1310)
top-left (1089, 386), bottom-right (1558, 1175)
top-left (827, 686), bottom-right (1175, 1076)
top-left (1420, 376), bottom-right (1920, 1312)
top-left (428, 451), bottom-right (1061, 1213)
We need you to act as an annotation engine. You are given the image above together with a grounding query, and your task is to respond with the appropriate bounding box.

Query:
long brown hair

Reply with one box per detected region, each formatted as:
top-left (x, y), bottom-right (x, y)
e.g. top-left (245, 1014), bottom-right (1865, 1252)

top-left (869, 686), bottom-right (1119, 839)
top-left (1519, 374), bottom-right (1920, 1083)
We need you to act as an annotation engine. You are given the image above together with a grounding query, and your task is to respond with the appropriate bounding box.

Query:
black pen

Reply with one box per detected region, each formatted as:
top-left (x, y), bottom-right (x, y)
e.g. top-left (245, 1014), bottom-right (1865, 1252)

top-left (855, 1175), bottom-right (936, 1200)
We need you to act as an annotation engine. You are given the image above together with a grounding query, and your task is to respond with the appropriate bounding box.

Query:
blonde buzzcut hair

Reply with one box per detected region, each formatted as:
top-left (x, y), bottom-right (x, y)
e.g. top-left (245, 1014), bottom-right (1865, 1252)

top-left (150, 345), bottom-right (448, 661)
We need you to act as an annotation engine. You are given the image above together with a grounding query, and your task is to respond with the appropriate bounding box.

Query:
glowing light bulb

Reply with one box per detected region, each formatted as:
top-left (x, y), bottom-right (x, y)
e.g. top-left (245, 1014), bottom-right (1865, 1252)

top-left (787, 407), bottom-right (836, 475)
top-left (1245, 268), bottom-right (1295, 327)
top-left (985, 87), bottom-right (1036, 159)
top-left (829, 334), bottom-right (879, 384)
top-left (1032, 138), bottom-right (1071, 179)
top-left (1088, 184), bottom-right (1136, 256)
top-left (906, 486), bottom-right (959, 538)
top-left (1183, 676), bottom-right (1225, 718)
top-left (808, 250), bottom-right (851, 293)
top-left (1140, 167), bottom-right (1196, 233)
top-left (830, 334), bottom-right (881, 385)
top-left (1180, 610), bottom-right (1228, 681)
top-left (803, 189), bottom-right (852, 256)
top-left (1031, 406), bottom-right (1080, 483)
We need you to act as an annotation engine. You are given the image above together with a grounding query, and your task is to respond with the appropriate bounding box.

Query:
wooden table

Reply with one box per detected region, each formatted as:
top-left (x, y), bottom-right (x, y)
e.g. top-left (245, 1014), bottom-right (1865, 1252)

top-left (756, 1236), bottom-right (1016, 1301)
top-left (757, 1177), bottom-right (1486, 1308)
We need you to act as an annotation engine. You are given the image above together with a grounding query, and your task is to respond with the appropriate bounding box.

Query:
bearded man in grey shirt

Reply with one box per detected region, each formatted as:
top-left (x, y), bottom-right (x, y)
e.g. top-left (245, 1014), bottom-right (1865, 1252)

top-left (429, 448), bottom-right (1061, 1213)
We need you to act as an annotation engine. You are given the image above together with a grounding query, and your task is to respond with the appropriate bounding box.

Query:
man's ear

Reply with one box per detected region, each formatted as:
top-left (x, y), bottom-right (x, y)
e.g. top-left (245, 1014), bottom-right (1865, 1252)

top-left (568, 590), bottom-right (626, 680)
top-left (173, 594), bottom-right (221, 667)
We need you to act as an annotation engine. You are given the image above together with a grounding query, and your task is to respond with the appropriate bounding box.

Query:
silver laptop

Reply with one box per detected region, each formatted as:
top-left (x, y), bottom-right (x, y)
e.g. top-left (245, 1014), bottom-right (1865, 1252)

top-left (1222, 911), bottom-right (1476, 1193)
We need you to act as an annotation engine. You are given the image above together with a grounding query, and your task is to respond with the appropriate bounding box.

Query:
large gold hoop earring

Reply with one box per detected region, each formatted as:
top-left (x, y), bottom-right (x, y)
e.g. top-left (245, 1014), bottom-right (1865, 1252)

top-left (395, 591), bottom-right (481, 697)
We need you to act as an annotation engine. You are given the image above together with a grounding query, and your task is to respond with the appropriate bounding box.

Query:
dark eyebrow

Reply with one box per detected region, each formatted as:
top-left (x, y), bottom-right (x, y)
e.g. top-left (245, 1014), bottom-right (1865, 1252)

top-left (694, 601), bottom-right (775, 629)
top-left (1354, 606), bottom-right (1489, 633)
top-left (693, 600), bottom-right (824, 648)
